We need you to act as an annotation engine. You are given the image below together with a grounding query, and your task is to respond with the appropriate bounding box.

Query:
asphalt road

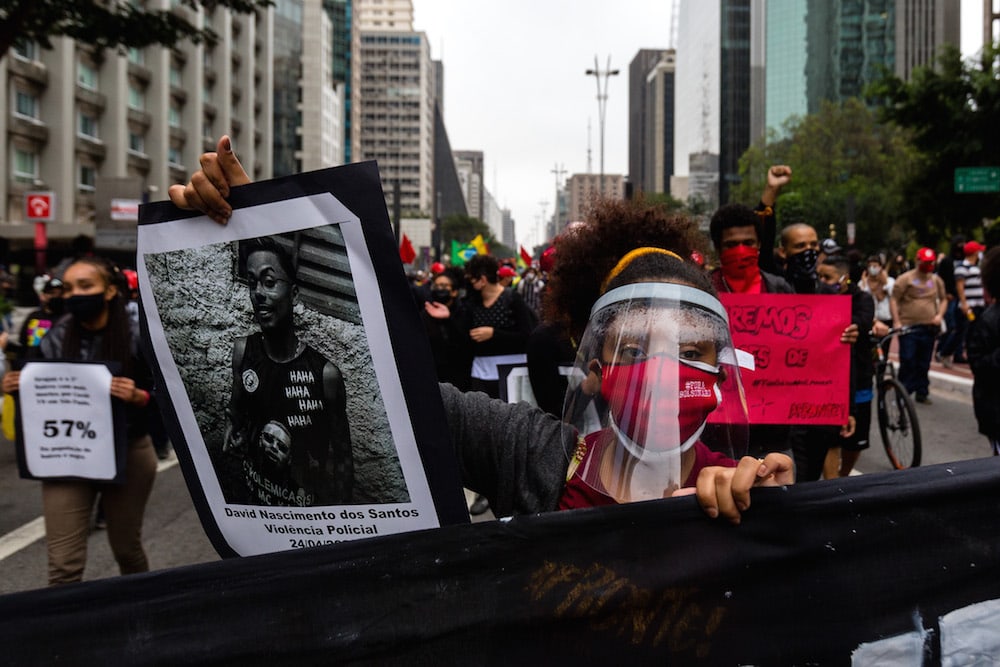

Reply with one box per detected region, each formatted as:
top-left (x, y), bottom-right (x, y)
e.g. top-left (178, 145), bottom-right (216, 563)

top-left (0, 381), bottom-right (988, 597)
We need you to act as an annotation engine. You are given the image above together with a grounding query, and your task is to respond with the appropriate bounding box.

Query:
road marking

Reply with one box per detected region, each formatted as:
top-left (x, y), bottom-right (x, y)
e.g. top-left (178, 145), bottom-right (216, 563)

top-left (0, 455), bottom-right (179, 563)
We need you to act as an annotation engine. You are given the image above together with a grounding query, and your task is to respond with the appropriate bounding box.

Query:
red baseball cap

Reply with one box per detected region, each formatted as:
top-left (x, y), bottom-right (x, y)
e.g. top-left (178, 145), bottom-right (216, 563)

top-left (964, 241), bottom-right (986, 256)
top-left (498, 265), bottom-right (517, 278)
top-left (430, 261), bottom-right (446, 274)
top-left (916, 247), bottom-right (936, 263)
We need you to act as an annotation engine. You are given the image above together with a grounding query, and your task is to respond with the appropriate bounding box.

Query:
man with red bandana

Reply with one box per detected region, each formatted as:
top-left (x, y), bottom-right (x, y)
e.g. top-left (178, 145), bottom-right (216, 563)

top-left (707, 166), bottom-right (793, 460)
top-left (708, 165), bottom-right (793, 297)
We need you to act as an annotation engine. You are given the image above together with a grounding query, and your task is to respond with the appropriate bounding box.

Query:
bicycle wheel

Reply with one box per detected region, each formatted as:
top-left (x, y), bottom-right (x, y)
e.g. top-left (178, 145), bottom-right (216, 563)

top-left (877, 378), bottom-right (922, 469)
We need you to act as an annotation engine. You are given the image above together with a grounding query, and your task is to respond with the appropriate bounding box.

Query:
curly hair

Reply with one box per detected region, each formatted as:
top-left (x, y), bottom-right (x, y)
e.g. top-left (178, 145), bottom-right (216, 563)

top-left (541, 197), bottom-right (709, 338)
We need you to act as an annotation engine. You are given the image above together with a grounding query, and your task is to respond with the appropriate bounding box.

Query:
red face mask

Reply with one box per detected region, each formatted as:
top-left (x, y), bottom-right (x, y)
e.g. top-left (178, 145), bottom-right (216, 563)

top-left (720, 245), bottom-right (762, 292)
top-left (599, 356), bottom-right (720, 452)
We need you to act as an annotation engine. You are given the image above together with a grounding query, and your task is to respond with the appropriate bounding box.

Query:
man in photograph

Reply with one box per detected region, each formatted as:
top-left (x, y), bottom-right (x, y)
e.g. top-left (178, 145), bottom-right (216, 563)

top-left (225, 237), bottom-right (354, 506)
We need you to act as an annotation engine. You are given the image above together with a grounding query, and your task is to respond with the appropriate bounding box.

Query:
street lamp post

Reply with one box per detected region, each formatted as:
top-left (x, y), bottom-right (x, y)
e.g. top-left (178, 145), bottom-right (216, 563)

top-left (585, 55), bottom-right (619, 195)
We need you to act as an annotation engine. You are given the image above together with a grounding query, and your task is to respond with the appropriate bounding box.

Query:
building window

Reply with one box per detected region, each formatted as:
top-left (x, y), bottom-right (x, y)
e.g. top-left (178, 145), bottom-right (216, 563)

top-left (13, 40), bottom-right (38, 61)
top-left (12, 149), bottom-right (39, 183)
top-left (14, 91), bottom-right (39, 119)
top-left (78, 164), bottom-right (97, 192)
top-left (128, 132), bottom-right (145, 154)
top-left (169, 65), bottom-right (182, 87)
top-left (168, 105), bottom-right (182, 127)
top-left (78, 61), bottom-right (98, 90)
top-left (203, 116), bottom-right (214, 139)
top-left (128, 47), bottom-right (145, 65)
top-left (78, 112), bottom-right (99, 139)
top-left (128, 85), bottom-right (145, 110)
top-left (168, 147), bottom-right (183, 166)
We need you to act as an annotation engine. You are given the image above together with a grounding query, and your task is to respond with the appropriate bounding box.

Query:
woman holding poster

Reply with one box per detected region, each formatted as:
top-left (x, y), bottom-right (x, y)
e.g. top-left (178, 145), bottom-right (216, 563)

top-left (170, 137), bottom-right (794, 524)
top-left (1, 257), bottom-right (157, 585)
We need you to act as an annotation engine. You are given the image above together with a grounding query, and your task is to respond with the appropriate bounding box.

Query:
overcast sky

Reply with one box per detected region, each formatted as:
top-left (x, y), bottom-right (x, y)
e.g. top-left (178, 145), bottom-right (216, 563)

top-left (413, 0), bottom-right (984, 252)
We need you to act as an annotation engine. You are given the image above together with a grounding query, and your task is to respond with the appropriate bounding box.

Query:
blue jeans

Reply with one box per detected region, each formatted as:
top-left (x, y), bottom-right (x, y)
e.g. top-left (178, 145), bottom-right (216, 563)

top-left (898, 324), bottom-right (937, 398)
top-left (937, 299), bottom-right (967, 359)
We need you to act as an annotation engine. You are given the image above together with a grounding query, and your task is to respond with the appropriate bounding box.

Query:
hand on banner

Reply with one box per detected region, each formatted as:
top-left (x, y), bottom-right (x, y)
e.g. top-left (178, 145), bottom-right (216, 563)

top-left (168, 135), bottom-right (251, 225)
top-left (839, 415), bottom-right (857, 439)
top-left (674, 452), bottom-right (794, 525)
top-left (840, 323), bottom-right (859, 345)
top-left (2, 370), bottom-right (20, 394)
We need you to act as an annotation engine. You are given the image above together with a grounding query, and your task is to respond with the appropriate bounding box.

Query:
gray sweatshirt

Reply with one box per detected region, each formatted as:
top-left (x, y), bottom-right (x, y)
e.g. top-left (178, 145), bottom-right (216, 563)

top-left (439, 382), bottom-right (578, 517)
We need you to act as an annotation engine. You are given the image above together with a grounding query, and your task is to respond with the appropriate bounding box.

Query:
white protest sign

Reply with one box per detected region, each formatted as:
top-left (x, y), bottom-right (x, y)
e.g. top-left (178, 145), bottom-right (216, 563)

top-left (19, 362), bottom-right (117, 480)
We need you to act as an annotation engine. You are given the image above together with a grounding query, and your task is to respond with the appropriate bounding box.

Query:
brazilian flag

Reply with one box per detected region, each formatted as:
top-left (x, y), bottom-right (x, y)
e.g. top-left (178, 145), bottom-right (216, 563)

top-left (450, 240), bottom-right (478, 267)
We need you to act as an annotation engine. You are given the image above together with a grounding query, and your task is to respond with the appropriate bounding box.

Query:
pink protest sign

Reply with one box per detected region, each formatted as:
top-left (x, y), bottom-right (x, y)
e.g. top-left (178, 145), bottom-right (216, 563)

top-left (720, 293), bottom-right (851, 425)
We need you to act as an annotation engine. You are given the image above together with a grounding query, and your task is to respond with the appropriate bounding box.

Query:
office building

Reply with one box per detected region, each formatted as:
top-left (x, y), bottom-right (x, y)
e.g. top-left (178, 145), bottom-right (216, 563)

top-left (351, 0), bottom-right (435, 215)
top-left (761, 0), bottom-right (961, 134)
top-left (1, 4), bottom-right (274, 258)
top-left (453, 150), bottom-right (484, 221)
top-left (274, 0), bottom-right (344, 176)
top-left (628, 48), bottom-right (675, 196)
top-left (566, 173), bottom-right (625, 222)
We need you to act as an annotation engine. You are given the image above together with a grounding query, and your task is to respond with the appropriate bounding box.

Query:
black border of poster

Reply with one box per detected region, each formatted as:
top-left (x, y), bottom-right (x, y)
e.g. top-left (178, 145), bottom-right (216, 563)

top-left (137, 161), bottom-right (469, 558)
top-left (12, 359), bottom-right (128, 485)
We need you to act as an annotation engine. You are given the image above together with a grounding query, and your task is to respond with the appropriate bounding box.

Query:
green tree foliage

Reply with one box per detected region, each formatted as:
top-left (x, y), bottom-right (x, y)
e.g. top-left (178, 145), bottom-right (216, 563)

top-left (868, 43), bottom-right (1000, 245)
top-left (441, 214), bottom-right (491, 245)
top-left (734, 98), bottom-right (919, 252)
top-left (0, 0), bottom-right (271, 57)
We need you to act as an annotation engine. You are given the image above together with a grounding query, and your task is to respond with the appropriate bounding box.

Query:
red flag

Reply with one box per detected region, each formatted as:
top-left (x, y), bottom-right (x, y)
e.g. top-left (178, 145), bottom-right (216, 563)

top-left (519, 245), bottom-right (533, 267)
top-left (399, 234), bottom-right (416, 264)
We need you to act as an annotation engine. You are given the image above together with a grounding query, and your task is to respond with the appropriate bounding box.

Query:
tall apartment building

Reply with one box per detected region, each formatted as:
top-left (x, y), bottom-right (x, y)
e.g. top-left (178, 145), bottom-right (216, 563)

top-left (1, 4), bottom-right (274, 258)
top-left (628, 49), bottom-right (676, 196)
top-left (760, 0), bottom-right (961, 134)
top-left (453, 150), bottom-right (484, 221)
top-left (351, 0), bottom-right (435, 215)
top-left (566, 173), bottom-right (625, 222)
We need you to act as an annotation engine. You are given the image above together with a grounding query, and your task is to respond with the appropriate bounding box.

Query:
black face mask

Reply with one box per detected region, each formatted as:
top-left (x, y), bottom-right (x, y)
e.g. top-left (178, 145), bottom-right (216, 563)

top-left (65, 293), bottom-right (107, 322)
top-left (430, 288), bottom-right (452, 304)
top-left (787, 249), bottom-right (820, 283)
top-left (816, 280), bottom-right (842, 295)
top-left (46, 296), bottom-right (64, 315)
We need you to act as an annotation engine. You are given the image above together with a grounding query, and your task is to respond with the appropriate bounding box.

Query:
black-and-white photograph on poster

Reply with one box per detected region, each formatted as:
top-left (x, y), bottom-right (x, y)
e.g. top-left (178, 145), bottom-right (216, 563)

top-left (137, 163), bottom-right (467, 557)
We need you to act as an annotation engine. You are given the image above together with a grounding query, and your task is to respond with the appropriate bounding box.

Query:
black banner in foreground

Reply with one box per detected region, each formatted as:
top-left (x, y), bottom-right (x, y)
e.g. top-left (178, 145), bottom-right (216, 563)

top-left (3, 458), bottom-right (1000, 665)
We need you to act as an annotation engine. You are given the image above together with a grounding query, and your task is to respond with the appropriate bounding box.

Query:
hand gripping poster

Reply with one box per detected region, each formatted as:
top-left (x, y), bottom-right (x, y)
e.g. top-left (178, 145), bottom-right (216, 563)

top-left (137, 163), bottom-right (469, 557)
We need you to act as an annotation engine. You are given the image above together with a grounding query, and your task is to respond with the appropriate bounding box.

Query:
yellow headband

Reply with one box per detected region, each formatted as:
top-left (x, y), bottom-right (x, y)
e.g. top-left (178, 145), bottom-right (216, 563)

top-left (600, 247), bottom-right (684, 294)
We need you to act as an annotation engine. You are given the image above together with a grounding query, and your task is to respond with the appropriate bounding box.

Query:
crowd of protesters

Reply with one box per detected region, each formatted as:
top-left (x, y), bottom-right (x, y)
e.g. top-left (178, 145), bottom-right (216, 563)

top-left (3, 138), bottom-right (999, 586)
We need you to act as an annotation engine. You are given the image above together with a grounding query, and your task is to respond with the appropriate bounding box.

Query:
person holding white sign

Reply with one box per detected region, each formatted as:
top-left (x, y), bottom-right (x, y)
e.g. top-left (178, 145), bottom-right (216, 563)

top-left (2, 257), bottom-right (157, 585)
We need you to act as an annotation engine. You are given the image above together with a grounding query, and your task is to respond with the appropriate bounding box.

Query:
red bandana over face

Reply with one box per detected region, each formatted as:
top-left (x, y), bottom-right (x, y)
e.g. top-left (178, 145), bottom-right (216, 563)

top-left (720, 245), bottom-right (762, 293)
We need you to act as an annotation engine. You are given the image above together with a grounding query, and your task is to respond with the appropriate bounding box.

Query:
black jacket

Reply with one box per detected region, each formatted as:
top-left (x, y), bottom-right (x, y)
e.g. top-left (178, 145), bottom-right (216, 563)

top-left (967, 303), bottom-right (1000, 438)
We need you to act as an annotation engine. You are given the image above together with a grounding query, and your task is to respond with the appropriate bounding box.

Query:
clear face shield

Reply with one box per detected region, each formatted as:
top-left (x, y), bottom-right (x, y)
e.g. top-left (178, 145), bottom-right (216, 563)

top-left (564, 283), bottom-right (749, 503)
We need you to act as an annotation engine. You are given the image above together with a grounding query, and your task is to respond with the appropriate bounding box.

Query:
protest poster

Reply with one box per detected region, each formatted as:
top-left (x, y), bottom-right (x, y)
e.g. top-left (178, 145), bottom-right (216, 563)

top-left (136, 162), bottom-right (469, 558)
top-left (718, 293), bottom-right (851, 425)
top-left (13, 361), bottom-right (127, 483)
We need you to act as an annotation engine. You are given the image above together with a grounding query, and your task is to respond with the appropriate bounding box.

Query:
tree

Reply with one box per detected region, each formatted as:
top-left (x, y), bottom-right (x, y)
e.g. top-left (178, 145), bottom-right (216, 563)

top-left (868, 43), bottom-right (1000, 245)
top-left (441, 214), bottom-right (491, 246)
top-left (0, 0), bottom-right (271, 57)
top-left (734, 98), bottom-right (920, 252)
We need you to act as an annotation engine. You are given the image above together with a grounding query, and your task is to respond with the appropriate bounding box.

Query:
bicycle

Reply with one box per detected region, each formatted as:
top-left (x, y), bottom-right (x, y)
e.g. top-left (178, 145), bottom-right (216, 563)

top-left (874, 327), bottom-right (922, 469)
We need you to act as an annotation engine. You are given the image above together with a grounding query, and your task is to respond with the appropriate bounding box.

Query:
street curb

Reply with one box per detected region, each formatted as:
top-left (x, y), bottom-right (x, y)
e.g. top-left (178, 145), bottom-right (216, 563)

top-left (928, 368), bottom-right (973, 399)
